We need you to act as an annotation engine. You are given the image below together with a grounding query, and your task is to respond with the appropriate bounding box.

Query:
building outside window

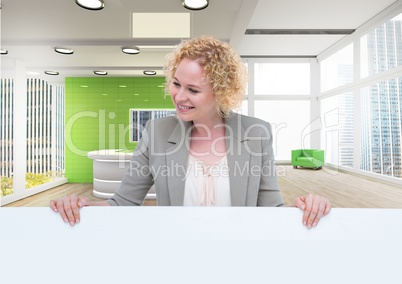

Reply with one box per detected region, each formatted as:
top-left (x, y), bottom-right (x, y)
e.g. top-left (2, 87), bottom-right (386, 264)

top-left (360, 15), bottom-right (402, 178)
top-left (0, 78), bottom-right (65, 198)
top-left (321, 13), bottom-right (402, 180)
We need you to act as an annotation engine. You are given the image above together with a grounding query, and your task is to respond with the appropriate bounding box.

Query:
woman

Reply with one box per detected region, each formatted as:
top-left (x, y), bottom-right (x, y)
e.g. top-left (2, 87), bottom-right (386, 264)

top-left (51, 35), bottom-right (331, 228)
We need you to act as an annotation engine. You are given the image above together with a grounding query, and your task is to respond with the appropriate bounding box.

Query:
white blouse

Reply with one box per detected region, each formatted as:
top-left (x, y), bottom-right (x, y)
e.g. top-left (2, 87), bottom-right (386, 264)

top-left (183, 154), bottom-right (231, 206)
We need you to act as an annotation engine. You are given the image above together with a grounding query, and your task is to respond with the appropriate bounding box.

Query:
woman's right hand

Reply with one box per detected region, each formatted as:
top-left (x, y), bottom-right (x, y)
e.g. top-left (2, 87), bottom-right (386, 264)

top-left (50, 195), bottom-right (91, 226)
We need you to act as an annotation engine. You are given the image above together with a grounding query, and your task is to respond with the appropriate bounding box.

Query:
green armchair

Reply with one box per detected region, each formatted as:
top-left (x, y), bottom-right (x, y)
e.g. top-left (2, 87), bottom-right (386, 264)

top-left (291, 149), bottom-right (324, 170)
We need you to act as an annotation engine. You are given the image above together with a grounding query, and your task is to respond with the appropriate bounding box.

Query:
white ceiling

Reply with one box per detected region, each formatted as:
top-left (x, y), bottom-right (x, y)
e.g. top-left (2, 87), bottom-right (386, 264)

top-left (0, 0), bottom-right (398, 84)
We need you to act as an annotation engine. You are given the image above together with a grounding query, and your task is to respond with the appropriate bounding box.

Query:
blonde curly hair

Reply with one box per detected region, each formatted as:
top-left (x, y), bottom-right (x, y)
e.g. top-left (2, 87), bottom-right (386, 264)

top-left (164, 35), bottom-right (247, 117)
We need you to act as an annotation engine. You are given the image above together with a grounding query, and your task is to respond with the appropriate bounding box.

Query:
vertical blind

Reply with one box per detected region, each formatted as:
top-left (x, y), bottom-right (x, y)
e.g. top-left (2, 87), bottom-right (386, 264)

top-left (0, 79), bottom-right (14, 178)
top-left (0, 78), bottom-right (65, 183)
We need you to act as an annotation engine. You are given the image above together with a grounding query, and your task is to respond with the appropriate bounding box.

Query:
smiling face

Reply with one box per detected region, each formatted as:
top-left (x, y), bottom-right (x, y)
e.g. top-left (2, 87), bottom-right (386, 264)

top-left (170, 58), bottom-right (221, 125)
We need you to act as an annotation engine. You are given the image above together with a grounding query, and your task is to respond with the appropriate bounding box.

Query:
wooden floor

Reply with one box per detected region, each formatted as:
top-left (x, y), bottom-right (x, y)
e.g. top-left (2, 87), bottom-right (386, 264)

top-left (4, 166), bottom-right (402, 208)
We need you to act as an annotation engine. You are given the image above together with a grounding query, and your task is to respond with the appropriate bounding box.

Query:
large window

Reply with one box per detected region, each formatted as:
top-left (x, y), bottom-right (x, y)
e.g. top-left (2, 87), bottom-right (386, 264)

top-left (0, 78), bottom-right (65, 202)
top-left (321, 44), bottom-right (353, 92)
top-left (320, 44), bottom-right (354, 167)
top-left (361, 14), bottom-right (402, 78)
top-left (360, 79), bottom-right (402, 178)
top-left (320, 93), bottom-right (354, 167)
top-left (252, 61), bottom-right (311, 161)
top-left (254, 101), bottom-right (310, 160)
top-left (254, 63), bottom-right (310, 95)
top-left (358, 14), bottom-right (402, 179)
top-left (319, 10), bottom-right (402, 183)
top-left (0, 79), bottom-right (14, 196)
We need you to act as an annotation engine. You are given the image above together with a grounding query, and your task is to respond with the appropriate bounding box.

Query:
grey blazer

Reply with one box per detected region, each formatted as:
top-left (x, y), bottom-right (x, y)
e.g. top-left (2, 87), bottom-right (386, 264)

top-left (107, 113), bottom-right (284, 207)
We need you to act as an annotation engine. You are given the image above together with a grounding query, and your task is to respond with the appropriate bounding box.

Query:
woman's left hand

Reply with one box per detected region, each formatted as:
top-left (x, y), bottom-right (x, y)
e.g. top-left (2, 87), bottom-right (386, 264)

top-left (295, 194), bottom-right (332, 229)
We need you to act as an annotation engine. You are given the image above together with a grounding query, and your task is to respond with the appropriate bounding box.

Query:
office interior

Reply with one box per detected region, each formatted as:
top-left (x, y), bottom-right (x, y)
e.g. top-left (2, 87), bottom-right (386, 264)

top-left (1, 0), bottom-right (402, 207)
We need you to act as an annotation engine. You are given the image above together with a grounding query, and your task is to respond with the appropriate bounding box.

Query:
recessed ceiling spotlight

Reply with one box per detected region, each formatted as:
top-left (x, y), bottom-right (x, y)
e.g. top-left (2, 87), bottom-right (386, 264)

top-left (0, 49), bottom-right (8, 55)
top-left (75, 0), bottom-right (104, 10)
top-left (54, 47), bottom-right (74, 55)
top-left (122, 46), bottom-right (140, 55)
top-left (94, 70), bottom-right (108, 75)
top-left (143, 70), bottom-right (157, 76)
top-left (44, 71), bottom-right (59, 76)
top-left (182, 0), bottom-right (209, 10)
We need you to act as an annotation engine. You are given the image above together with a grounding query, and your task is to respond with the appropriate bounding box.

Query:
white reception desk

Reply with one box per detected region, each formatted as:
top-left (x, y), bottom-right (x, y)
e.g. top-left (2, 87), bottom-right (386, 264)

top-left (1, 207), bottom-right (402, 284)
top-left (87, 149), bottom-right (155, 199)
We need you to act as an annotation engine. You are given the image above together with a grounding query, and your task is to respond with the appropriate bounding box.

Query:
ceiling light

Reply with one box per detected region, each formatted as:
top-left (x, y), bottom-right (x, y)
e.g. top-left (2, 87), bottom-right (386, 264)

top-left (54, 47), bottom-right (74, 55)
top-left (0, 49), bottom-right (8, 55)
top-left (182, 0), bottom-right (208, 10)
top-left (44, 71), bottom-right (59, 76)
top-left (122, 46), bottom-right (140, 55)
top-left (75, 0), bottom-right (104, 10)
top-left (94, 70), bottom-right (108, 75)
top-left (143, 70), bottom-right (156, 76)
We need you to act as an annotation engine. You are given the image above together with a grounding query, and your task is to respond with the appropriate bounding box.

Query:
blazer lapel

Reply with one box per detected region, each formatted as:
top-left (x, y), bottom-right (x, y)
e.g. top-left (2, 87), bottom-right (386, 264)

top-left (163, 114), bottom-right (250, 206)
top-left (165, 118), bottom-right (192, 206)
top-left (225, 114), bottom-right (250, 206)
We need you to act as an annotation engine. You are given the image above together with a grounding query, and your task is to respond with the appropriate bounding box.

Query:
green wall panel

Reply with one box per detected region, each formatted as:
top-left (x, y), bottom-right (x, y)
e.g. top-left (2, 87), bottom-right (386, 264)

top-left (65, 77), bottom-right (173, 183)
